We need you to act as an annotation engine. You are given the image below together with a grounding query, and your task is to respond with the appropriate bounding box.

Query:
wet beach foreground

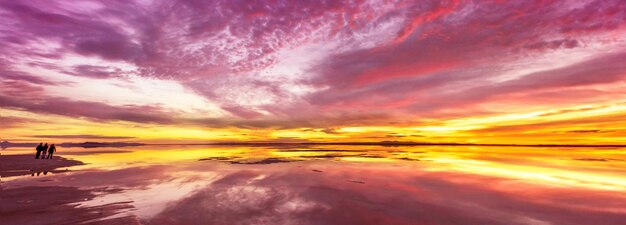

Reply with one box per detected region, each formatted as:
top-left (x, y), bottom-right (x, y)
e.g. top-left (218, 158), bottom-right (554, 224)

top-left (1, 145), bottom-right (626, 225)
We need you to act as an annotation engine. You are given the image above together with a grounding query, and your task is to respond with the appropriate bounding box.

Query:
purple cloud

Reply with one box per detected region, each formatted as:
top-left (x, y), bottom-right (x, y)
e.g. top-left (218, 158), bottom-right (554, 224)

top-left (29, 134), bottom-right (135, 139)
top-left (0, 0), bottom-right (624, 128)
top-left (0, 95), bottom-right (175, 124)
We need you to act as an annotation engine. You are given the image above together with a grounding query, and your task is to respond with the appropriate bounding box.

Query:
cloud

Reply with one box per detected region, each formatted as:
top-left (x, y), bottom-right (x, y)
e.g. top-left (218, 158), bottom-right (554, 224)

top-left (321, 128), bottom-right (341, 135)
top-left (69, 65), bottom-right (125, 79)
top-left (0, 0), bottom-right (625, 131)
top-left (0, 80), bottom-right (47, 98)
top-left (220, 105), bottom-right (265, 119)
top-left (0, 116), bottom-right (40, 129)
top-left (0, 1), bottom-right (146, 62)
top-left (29, 134), bottom-right (136, 139)
top-left (0, 70), bottom-right (57, 85)
top-left (565, 130), bottom-right (615, 133)
top-left (469, 111), bottom-right (626, 135)
top-left (406, 52), bottom-right (626, 113)
top-left (300, 0), bottom-right (626, 118)
top-left (0, 95), bottom-right (175, 124)
top-left (0, 60), bottom-right (58, 85)
top-left (0, 85), bottom-right (394, 129)
top-left (185, 112), bottom-right (393, 129)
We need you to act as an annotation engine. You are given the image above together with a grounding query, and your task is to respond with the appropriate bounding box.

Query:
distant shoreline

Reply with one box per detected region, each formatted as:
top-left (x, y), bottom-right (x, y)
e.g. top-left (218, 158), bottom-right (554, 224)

top-left (148, 142), bottom-right (626, 148)
top-left (2, 141), bottom-right (625, 149)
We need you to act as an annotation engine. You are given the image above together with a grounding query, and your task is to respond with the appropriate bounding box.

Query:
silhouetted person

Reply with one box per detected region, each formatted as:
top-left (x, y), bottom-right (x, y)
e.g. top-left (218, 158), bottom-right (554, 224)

top-left (35, 143), bottom-right (43, 159)
top-left (41, 143), bottom-right (48, 159)
top-left (47, 144), bottom-right (56, 159)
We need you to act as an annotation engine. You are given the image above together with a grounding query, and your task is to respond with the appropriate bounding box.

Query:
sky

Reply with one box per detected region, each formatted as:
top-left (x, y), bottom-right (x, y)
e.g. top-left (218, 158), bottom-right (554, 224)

top-left (1, 0), bottom-right (626, 144)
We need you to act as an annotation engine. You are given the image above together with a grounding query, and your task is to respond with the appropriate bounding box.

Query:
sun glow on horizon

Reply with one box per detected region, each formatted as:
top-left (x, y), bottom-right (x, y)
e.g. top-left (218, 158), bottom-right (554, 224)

top-left (1, 0), bottom-right (626, 145)
top-left (3, 100), bottom-right (626, 145)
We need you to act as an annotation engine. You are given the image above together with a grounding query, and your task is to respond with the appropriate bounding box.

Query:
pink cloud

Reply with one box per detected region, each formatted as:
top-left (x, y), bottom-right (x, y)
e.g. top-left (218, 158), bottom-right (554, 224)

top-left (306, 0), bottom-right (626, 117)
top-left (0, 94), bottom-right (175, 124)
top-left (221, 105), bottom-right (264, 119)
top-left (0, 0), bottom-right (624, 128)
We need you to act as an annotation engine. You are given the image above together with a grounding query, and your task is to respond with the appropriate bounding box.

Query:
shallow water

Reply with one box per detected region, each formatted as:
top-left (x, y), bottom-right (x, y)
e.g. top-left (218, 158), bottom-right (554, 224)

top-left (2, 145), bottom-right (626, 225)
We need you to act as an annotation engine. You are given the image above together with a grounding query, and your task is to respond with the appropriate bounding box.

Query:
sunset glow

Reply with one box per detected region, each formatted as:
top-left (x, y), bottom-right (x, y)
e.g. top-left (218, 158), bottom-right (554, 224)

top-left (1, 0), bottom-right (626, 144)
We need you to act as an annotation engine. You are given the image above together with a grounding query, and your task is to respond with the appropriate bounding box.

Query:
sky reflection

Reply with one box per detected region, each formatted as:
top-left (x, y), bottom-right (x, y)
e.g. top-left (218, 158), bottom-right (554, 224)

top-left (2, 145), bottom-right (626, 224)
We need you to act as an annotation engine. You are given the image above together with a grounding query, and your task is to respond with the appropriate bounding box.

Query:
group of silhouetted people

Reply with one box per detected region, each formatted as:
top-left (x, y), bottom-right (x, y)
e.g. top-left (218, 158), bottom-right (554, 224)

top-left (35, 143), bottom-right (56, 159)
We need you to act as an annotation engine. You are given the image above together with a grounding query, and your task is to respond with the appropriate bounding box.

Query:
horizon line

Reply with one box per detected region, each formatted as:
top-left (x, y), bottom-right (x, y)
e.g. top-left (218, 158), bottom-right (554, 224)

top-left (3, 141), bottom-right (626, 148)
top-left (149, 141), bottom-right (626, 148)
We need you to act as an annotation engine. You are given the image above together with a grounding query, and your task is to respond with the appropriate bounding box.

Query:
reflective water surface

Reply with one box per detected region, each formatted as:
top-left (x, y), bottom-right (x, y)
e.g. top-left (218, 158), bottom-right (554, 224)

top-left (2, 145), bottom-right (626, 225)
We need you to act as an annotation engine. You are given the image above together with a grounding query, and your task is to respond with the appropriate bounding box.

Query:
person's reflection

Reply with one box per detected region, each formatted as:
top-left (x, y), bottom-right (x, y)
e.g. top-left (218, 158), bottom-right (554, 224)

top-left (31, 171), bottom-right (49, 176)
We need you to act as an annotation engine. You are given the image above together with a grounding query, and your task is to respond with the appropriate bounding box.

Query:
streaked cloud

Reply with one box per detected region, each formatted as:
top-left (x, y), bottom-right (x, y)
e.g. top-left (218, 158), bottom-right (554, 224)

top-left (1, 0), bottom-right (625, 143)
top-left (29, 134), bottom-right (135, 139)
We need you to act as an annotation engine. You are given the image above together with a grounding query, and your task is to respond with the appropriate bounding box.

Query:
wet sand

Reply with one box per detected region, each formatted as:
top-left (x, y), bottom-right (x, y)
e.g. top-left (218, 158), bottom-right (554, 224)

top-left (1, 145), bottom-right (626, 225)
top-left (0, 155), bottom-right (139, 224)
top-left (1, 186), bottom-right (139, 225)
top-left (0, 155), bottom-right (84, 178)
